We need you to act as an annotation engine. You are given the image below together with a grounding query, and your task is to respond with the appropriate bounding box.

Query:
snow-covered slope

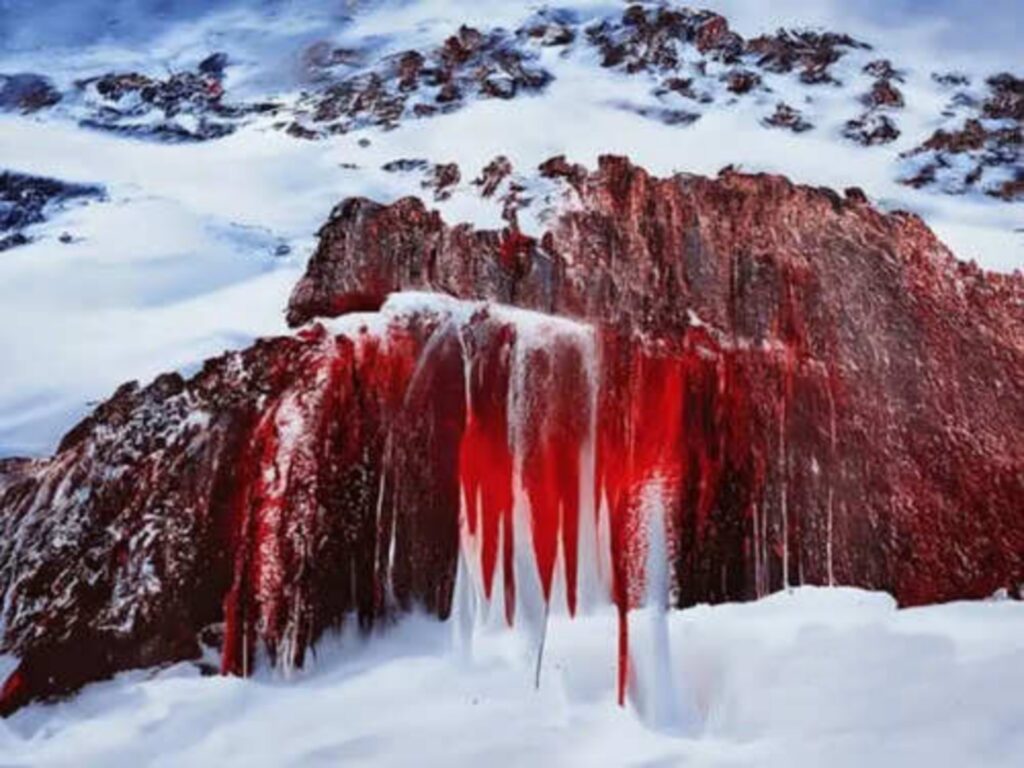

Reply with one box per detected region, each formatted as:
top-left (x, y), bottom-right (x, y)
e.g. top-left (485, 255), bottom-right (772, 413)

top-left (2, 588), bottom-right (1023, 767)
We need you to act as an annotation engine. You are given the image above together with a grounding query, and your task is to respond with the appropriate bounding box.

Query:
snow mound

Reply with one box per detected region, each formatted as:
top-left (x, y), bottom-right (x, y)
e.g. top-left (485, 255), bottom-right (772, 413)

top-left (1, 587), bottom-right (1021, 767)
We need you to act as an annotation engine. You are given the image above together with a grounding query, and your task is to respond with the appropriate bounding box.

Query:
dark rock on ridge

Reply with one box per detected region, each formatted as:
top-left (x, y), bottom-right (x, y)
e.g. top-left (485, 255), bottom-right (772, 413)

top-left (0, 73), bottom-right (61, 113)
top-left (901, 73), bottom-right (1023, 199)
top-left (0, 171), bottom-right (103, 251)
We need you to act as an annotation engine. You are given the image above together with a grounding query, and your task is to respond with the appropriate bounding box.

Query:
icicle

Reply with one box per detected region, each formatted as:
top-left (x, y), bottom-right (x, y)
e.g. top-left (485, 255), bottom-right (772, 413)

top-left (534, 601), bottom-right (550, 690)
top-left (640, 479), bottom-right (679, 729)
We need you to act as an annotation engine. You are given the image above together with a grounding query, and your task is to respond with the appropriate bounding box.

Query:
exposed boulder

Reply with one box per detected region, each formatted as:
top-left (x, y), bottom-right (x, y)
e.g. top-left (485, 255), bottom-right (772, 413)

top-left (746, 28), bottom-right (869, 85)
top-left (763, 102), bottom-right (813, 133)
top-left (75, 57), bottom-right (275, 142)
top-left (843, 112), bottom-right (901, 146)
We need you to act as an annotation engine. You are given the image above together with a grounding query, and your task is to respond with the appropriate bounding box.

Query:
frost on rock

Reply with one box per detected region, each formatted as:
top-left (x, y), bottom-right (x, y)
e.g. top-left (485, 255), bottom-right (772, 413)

top-left (2, 157), bottom-right (1023, 717)
top-left (843, 60), bottom-right (904, 146)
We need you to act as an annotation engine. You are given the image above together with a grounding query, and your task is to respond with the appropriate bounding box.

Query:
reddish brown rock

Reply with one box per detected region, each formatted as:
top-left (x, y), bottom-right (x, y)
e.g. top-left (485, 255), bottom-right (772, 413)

top-left (695, 14), bottom-right (736, 55)
top-left (762, 102), bottom-right (813, 133)
top-left (0, 320), bottom-right (466, 714)
top-left (726, 69), bottom-right (761, 95)
top-left (844, 112), bottom-right (901, 146)
top-left (288, 154), bottom-right (1024, 608)
top-left (983, 73), bottom-right (1024, 121)
top-left (2, 157), bottom-right (1022, 716)
top-left (422, 162), bottom-right (462, 201)
top-left (74, 59), bottom-right (273, 142)
top-left (586, 5), bottom-right (742, 72)
top-left (473, 155), bottom-right (513, 198)
top-left (746, 29), bottom-right (869, 85)
top-left (864, 78), bottom-right (904, 109)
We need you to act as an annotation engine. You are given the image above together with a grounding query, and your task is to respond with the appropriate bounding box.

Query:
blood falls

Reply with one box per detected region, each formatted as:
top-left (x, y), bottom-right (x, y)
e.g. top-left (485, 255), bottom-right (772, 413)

top-left (2, 156), bottom-right (1022, 715)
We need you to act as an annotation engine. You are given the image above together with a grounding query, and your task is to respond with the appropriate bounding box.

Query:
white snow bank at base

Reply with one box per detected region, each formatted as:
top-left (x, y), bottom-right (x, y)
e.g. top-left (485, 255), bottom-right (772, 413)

top-left (1, 588), bottom-right (1021, 768)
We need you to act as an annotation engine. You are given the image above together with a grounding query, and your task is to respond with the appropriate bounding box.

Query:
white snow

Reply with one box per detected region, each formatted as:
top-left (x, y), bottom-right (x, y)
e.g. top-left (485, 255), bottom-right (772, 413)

top-left (0, 588), bottom-right (1021, 767)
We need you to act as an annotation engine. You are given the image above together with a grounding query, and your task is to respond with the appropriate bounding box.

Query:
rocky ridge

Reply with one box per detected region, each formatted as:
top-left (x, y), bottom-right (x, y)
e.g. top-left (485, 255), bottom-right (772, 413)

top-left (2, 4), bottom-right (1020, 200)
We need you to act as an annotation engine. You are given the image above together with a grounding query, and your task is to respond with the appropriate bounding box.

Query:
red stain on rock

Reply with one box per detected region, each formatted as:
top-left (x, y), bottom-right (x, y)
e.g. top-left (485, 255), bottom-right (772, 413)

top-left (2, 156), bottom-right (1022, 715)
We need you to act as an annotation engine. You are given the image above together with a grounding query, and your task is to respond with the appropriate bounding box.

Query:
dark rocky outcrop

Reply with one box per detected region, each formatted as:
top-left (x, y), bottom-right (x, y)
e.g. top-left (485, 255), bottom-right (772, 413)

top-left (901, 73), bottom-right (1022, 199)
top-left (0, 171), bottom-right (103, 251)
top-left (0, 73), bottom-right (61, 113)
top-left (75, 55), bottom-right (276, 142)
top-left (843, 112), bottom-right (900, 146)
top-left (844, 59), bottom-right (904, 146)
top-left (286, 25), bottom-right (552, 139)
top-left (763, 102), bottom-right (813, 133)
top-left (746, 28), bottom-right (869, 84)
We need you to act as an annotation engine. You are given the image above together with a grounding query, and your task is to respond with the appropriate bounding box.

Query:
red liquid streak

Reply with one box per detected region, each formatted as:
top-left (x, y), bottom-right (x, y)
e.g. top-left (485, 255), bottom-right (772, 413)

top-left (459, 323), bottom-right (517, 622)
top-left (596, 332), bottom-right (690, 705)
top-left (519, 339), bottom-right (590, 614)
top-left (212, 316), bottom-right (780, 710)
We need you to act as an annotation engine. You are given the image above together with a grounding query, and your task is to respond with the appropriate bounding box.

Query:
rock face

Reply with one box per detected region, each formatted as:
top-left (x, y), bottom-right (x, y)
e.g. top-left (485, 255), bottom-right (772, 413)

top-left (2, 157), bottom-right (1023, 716)
top-left (291, 155), bottom-right (1024, 607)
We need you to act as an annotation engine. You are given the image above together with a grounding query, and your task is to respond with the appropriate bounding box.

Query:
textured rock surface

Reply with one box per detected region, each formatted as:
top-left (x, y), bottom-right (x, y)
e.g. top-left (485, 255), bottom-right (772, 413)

top-left (0, 319), bottom-right (463, 713)
top-left (762, 102), bottom-right (813, 133)
top-left (586, 5), bottom-right (867, 125)
top-left (289, 153), bottom-right (1024, 600)
top-left (285, 24), bottom-right (553, 139)
top-left (74, 57), bottom-right (277, 142)
top-left (2, 157), bottom-right (1023, 715)
top-left (844, 60), bottom-right (904, 146)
